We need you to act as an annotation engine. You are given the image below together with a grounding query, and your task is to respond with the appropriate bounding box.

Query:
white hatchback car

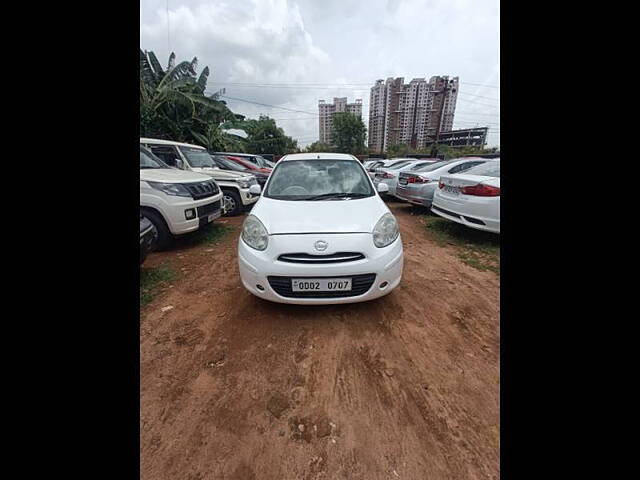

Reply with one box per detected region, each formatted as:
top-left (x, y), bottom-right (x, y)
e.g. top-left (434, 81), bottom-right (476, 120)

top-left (431, 160), bottom-right (500, 233)
top-left (238, 153), bottom-right (404, 304)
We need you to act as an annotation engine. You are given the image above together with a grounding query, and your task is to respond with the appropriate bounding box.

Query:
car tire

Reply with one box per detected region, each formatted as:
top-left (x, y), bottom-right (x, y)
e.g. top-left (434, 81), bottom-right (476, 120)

top-left (142, 209), bottom-right (174, 250)
top-left (222, 189), bottom-right (243, 216)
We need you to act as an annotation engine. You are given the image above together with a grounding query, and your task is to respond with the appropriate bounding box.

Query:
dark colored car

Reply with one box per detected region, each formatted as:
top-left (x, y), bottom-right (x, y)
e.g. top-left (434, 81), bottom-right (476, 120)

top-left (140, 213), bottom-right (158, 265)
top-left (220, 155), bottom-right (272, 184)
top-left (212, 152), bottom-right (276, 169)
top-left (209, 154), bottom-right (270, 187)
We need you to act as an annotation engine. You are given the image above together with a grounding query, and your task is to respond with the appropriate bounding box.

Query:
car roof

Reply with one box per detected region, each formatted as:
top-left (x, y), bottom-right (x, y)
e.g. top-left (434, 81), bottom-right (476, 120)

top-left (212, 152), bottom-right (259, 156)
top-left (279, 152), bottom-right (359, 162)
top-left (140, 137), bottom-right (205, 149)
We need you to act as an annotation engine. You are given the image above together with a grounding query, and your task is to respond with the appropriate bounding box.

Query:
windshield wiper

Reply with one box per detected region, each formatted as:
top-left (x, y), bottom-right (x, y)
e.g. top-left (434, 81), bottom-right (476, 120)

top-left (304, 193), bottom-right (370, 201)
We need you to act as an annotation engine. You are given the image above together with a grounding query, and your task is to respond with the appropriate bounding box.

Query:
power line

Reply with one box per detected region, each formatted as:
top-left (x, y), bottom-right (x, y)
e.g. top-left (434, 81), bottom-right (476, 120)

top-left (460, 81), bottom-right (500, 89)
top-left (456, 98), bottom-right (500, 109)
top-left (209, 80), bottom-right (499, 88)
top-left (216, 94), bottom-right (318, 115)
top-left (218, 93), bottom-right (498, 119)
top-left (457, 91), bottom-right (500, 102)
top-left (455, 111), bottom-right (501, 118)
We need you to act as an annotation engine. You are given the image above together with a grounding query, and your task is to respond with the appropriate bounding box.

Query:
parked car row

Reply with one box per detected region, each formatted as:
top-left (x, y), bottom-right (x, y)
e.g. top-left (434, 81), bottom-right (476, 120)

top-left (139, 138), bottom-right (272, 262)
top-left (140, 148), bottom-right (498, 304)
top-left (380, 156), bottom-right (501, 234)
top-left (432, 160), bottom-right (500, 233)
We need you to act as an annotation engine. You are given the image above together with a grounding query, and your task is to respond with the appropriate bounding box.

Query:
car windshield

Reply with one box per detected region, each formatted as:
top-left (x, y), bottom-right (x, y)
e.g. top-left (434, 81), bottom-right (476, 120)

top-left (386, 160), bottom-right (409, 167)
top-left (179, 146), bottom-right (217, 168)
top-left (464, 161), bottom-right (501, 177)
top-left (265, 159), bottom-right (375, 200)
top-left (413, 159), bottom-right (460, 172)
top-left (140, 146), bottom-right (168, 169)
top-left (388, 161), bottom-right (412, 169)
top-left (409, 161), bottom-right (433, 171)
top-left (251, 156), bottom-right (273, 168)
top-left (214, 155), bottom-right (248, 171)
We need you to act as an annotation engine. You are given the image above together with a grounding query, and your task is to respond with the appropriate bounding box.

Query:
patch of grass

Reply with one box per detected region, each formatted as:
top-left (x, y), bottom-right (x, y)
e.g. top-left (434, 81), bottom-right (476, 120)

top-left (140, 265), bottom-right (178, 306)
top-left (177, 223), bottom-right (235, 247)
top-left (424, 216), bottom-right (500, 274)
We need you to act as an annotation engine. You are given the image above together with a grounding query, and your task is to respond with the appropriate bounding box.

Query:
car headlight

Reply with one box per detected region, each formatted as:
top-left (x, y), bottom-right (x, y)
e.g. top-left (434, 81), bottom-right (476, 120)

top-left (238, 177), bottom-right (253, 189)
top-left (372, 212), bottom-right (399, 248)
top-left (147, 181), bottom-right (192, 197)
top-left (242, 215), bottom-right (268, 251)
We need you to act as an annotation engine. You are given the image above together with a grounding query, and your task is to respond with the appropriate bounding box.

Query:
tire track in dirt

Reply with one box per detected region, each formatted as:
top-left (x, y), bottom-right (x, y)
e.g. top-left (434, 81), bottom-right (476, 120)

top-left (141, 202), bottom-right (499, 480)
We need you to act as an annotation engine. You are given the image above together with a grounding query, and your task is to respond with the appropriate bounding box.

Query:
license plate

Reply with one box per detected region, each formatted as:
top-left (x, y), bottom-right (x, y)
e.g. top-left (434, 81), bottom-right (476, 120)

top-left (443, 185), bottom-right (459, 195)
top-left (291, 278), bottom-right (352, 292)
top-left (207, 210), bottom-right (221, 223)
top-left (399, 178), bottom-right (407, 185)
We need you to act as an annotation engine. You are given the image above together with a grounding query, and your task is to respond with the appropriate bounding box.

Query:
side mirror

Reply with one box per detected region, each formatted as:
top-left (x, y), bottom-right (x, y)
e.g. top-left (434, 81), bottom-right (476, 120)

top-left (249, 184), bottom-right (262, 196)
top-left (377, 183), bottom-right (389, 193)
top-left (175, 159), bottom-right (184, 170)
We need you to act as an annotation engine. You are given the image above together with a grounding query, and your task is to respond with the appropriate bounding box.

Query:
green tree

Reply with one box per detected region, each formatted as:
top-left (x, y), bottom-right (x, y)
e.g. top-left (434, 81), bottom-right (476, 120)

top-left (303, 141), bottom-right (333, 153)
top-left (331, 112), bottom-right (367, 154)
top-left (233, 116), bottom-right (299, 155)
top-left (139, 50), bottom-right (241, 147)
top-left (386, 143), bottom-right (412, 157)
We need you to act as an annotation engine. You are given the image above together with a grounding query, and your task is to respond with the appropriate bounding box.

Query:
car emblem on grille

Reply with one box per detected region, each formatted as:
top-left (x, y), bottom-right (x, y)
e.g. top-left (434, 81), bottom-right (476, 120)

top-left (314, 240), bottom-right (328, 251)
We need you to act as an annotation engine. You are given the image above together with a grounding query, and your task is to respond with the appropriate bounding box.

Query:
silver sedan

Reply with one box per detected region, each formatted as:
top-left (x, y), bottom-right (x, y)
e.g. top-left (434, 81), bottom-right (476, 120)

top-left (395, 158), bottom-right (489, 207)
top-left (372, 159), bottom-right (437, 196)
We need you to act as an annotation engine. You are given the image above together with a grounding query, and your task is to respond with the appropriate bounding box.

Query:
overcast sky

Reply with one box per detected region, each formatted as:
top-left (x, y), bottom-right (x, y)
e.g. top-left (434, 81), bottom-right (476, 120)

top-left (140, 0), bottom-right (500, 148)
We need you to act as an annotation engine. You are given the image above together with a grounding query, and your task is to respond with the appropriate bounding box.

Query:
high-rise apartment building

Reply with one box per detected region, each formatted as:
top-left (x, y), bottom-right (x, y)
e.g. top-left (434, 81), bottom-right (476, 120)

top-left (368, 76), bottom-right (459, 153)
top-left (318, 97), bottom-right (363, 145)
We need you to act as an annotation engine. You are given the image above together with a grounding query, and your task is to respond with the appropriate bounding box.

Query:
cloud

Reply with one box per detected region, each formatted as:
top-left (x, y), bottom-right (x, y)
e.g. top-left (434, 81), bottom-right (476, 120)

top-left (141, 0), bottom-right (500, 147)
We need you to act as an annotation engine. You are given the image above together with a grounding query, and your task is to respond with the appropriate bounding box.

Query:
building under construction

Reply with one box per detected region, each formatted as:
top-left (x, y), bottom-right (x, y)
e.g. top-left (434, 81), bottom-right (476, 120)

top-left (368, 76), bottom-right (459, 153)
top-left (423, 127), bottom-right (488, 149)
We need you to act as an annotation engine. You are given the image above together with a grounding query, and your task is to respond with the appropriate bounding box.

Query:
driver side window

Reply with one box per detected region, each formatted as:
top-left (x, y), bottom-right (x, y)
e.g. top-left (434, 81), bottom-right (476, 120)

top-left (148, 145), bottom-right (180, 167)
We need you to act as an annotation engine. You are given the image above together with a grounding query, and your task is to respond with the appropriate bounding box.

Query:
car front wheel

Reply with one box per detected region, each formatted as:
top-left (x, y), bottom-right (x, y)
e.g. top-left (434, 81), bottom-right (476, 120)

top-left (222, 189), bottom-right (242, 216)
top-left (142, 209), bottom-right (174, 250)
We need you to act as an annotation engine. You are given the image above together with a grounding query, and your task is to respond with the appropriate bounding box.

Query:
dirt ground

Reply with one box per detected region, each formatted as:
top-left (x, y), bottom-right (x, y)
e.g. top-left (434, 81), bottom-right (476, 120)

top-left (140, 200), bottom-right (500, 480)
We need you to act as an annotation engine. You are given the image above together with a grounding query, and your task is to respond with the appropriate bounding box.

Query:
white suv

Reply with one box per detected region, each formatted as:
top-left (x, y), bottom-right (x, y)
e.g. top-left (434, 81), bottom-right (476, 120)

top-left (140, 145), bottom-right (224, 249)
top-left (140, 138), bottom-right (259, 216)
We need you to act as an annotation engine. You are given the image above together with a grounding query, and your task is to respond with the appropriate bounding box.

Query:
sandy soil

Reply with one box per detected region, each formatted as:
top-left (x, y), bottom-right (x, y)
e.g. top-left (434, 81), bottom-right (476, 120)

top-left (140, 200), bottom-right (500, 480)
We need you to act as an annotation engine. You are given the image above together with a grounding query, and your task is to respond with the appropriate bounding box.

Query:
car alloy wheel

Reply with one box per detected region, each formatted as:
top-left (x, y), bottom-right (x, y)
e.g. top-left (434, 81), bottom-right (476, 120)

top-left (223, 193), bottom-right (237, 216)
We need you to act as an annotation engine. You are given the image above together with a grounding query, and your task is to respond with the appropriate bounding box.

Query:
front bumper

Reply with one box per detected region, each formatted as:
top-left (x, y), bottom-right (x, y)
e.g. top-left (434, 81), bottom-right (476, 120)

top-left (240, 188), bottom-right (260, 206)
top-left (238, 233), bottom-right (404, 304)
top-left (155, 193), bottom-right (224, 235)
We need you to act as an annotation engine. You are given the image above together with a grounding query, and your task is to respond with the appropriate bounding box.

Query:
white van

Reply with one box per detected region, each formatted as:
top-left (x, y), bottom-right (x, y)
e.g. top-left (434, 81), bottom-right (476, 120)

top-left (140, 138), bottom-right (259, 216)
top-left (140, 145), bottom-right (224, 249)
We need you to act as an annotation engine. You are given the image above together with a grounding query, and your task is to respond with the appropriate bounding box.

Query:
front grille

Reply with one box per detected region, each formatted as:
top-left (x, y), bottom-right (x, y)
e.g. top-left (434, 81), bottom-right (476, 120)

top-left (267, 274), bottom-right (376, 298)
top-left (197, 200), bottom-right (221, 217)
top-left (278, 252), bottom-right (365, 264)
top-left (185, 180), bottom-right (219, 199)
